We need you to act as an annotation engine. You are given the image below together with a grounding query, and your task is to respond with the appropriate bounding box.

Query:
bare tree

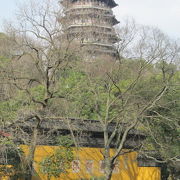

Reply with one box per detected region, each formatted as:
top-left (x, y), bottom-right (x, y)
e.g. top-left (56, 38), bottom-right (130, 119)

top-left (0, 0), bottom-right (81, 179)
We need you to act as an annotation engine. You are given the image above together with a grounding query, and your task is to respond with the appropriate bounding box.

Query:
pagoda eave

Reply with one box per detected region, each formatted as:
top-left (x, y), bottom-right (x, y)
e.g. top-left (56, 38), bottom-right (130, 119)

top-left (71, 0), bottom-right (118, 8)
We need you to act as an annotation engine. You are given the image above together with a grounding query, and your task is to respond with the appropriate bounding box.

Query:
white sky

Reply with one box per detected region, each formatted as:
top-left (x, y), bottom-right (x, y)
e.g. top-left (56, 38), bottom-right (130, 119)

top-left (0, 0), bottom-right (180, 39)
top-left (113, 0), bottom-right (180, 39)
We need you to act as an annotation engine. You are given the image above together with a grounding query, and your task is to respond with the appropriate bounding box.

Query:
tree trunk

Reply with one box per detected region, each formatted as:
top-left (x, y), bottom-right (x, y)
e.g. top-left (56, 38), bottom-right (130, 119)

top-left (47, 175), bottom-right (51, 180)
top-left (104, 148), bottom-right (113, 180)
top-left (25, 127), bottom-right (38, 180)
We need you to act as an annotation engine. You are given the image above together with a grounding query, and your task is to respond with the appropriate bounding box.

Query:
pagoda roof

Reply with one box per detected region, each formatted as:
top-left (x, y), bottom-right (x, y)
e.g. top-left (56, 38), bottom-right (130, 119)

top-left (71, 0), bottom-right (118, 8)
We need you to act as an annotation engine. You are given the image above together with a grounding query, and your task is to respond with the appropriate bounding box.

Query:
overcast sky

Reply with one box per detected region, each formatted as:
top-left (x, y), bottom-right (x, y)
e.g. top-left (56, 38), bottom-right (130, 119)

top-left (0, 0), bottom-right (180, 39)
top-left (114, 0), bottom-right (180, 39)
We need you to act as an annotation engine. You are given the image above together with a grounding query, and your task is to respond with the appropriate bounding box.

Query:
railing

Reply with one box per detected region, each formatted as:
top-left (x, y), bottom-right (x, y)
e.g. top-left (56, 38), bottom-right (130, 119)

top-left (70, 1), bottom-right (109, 9)
top-left (82, 42), bottom-right (114, 47)
top-left (66, 30), bottom-right (117, 37)
top-left (66, 24), bottom-right (113, 30)
top-left (65, 9), bottom-right (113, 17)
top-left (65, 5), bottom-right (112, 14)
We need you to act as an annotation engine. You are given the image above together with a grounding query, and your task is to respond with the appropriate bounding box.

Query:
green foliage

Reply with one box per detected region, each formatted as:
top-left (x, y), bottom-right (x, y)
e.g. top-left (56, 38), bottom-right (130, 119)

top-left (140, 69), bottom-right (180, 161)
top-left (57, 70), bottom-right (99, 119)
top-left (51, 60), bottom-right (179, 123)
top-left (0, 101), bottom-right (19, 122)
top-left (30, 85), bottom-right (46, 102)
top-left (55, 69), bottom-right (120, 119)
top-left (0, 32), bottom-right (7, 38)
top-left (56, 135), bottom-right (74, 147)
top-left (0, 90), bottom-right (32, 123)
top-left (39, 148), bottom-right (73, 179)
top-left (39, 136), bottom-right (74, 179)
top-left (0, 56), bottom-right (10, 67)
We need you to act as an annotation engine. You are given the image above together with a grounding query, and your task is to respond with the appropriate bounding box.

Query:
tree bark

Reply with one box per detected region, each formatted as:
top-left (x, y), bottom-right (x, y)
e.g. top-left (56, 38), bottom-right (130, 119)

top-left (104, 148), bottom-right (113, 180)
top-left (25, 118), bottom-right (40, 180)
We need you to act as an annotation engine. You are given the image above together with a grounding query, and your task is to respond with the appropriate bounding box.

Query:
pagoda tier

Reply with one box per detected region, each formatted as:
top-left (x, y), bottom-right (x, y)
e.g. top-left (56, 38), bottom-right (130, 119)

top-left (63, 10), bottom-right (119, 26)
top-left (60, 0), bottom-right (119, 58)
top-left (62, 0), bottom-right (118, 8)
top-left (66, 26), bottom-right (118, 44)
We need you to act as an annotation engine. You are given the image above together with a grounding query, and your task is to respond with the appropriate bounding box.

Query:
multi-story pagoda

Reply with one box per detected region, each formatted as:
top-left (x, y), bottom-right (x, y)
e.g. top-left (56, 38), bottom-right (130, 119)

top-left (60, 0), bottom-right (119, 58)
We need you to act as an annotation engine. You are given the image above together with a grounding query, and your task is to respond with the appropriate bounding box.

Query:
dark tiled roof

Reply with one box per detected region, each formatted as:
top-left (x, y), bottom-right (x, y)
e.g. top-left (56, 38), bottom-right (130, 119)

top-left (71, 0), bottom-right (118, 8)
top-left (13, 118), bottom-right (144, 136)
top-left (4, 118), bottom-right (145, 148)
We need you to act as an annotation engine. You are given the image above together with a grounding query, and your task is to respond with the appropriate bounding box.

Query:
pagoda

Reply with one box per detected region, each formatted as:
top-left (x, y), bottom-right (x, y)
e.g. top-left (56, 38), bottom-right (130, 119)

top-left (60, 0), bottom-right (119, 58)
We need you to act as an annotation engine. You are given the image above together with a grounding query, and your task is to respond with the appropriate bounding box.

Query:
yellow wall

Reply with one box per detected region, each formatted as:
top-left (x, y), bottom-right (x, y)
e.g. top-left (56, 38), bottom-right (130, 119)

top-left (0, 177), bottom-right (9, 180)
top-left (20, 145), bottom-right (160, 180)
